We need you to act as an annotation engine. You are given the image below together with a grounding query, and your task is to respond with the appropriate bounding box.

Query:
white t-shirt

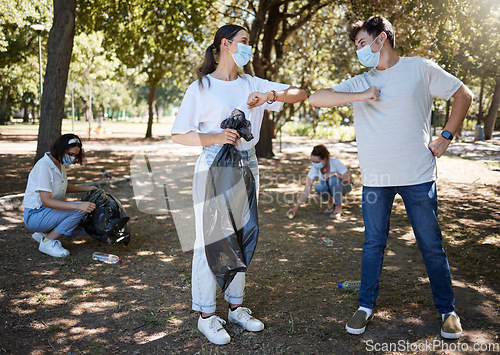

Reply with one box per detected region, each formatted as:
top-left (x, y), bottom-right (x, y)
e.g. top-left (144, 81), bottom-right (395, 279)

top-left (23, 153), bottom-right (67, 209)
top-left (171, 74), bottom-right (290, 151)
top-left (307, 157), bottom-right (348, 181)
top-left (333, 57), bottom-right (462, 187)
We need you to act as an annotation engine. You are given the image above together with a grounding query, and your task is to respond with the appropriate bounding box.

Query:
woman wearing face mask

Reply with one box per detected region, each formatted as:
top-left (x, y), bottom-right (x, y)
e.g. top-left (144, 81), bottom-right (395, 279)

top-left (171, 24), bottom-right (307, 345)
top-left (23, 134), bottom-right (97, 257)
top-left (287, 144), bottom-right (353, 220)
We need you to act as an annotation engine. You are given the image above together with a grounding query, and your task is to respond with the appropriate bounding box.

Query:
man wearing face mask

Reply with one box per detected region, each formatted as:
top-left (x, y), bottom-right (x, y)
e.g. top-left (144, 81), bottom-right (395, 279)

top-left (309, 16), bottom-right (473, 339)
top-left (23, 134), bottom-right (98, 257)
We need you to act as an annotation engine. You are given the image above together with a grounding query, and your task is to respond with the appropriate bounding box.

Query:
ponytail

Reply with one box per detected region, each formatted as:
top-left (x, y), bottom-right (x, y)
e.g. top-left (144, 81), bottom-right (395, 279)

top-left (197, 44), bottom-right (217, 88)
top-left (197, 24), bottom-right (248, 89)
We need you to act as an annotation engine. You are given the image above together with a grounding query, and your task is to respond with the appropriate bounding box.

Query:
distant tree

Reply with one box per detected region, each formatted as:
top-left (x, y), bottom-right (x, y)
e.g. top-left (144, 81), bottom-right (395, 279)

top-left (484, 79), bottom-right (500, 140)
top-left (79, 0), bottom-right (213, 138)
top-left (222, 0), bottom-right (331, 158)
top-left (0, 0), bottom-right (52, 124)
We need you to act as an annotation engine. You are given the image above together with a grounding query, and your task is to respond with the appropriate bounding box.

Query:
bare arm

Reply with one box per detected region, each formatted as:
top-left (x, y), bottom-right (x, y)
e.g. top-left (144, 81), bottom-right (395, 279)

top-left (286, 177), bottom-right (314, 216)
top-left (326, 171), bottom-right (352, 184)
top-left (429, 84), bottom-right (474, 158)
top-left (309, 86), bottom-right (380, 108)
top-left (247, 86), bottom-right (307, 108)
top-left (39, 191), bottom-right (96, 213)
top-left (171, 129), bottom-right (241, 147)
top-left (67, 184), bottom-right (98, 193)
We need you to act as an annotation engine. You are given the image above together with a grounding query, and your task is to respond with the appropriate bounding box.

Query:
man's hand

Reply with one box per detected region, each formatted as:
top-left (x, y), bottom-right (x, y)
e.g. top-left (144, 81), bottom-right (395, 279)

top-left (429, 136), bottom-right (451, 158)
top-left (359, 86), bottom-right (381, 101)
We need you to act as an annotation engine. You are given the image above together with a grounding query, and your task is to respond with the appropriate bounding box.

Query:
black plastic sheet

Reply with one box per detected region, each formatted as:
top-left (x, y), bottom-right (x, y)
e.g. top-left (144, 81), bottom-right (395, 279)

top-left (80, 189), bottom-right (131, 245)
top-left (203, 109), bottom-right (258, 291)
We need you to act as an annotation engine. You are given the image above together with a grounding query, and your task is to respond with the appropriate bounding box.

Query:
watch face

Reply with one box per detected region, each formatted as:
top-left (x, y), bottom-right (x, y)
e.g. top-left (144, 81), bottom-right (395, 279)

top-left (442, 131), bottom-right (452, 140)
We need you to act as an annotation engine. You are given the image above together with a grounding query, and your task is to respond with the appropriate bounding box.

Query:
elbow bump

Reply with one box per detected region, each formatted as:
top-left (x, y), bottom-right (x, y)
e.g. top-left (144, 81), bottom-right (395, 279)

top-left (308, 96), bottom-right (319, 107)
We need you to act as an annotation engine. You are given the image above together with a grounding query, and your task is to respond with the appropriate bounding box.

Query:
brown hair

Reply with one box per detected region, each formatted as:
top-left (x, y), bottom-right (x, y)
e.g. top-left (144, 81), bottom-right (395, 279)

top-left (197, 24), bottom-right (248, 88)
top-left (349, 16), bottom-right (395, 48)
top-left (311, 144), bottom-right (330, 160)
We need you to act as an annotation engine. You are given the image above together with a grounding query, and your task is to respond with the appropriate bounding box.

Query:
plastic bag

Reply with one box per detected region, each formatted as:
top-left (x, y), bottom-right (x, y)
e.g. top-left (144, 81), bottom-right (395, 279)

top-left (80, 189), bottom-right (131, 245)
top-left (203, 109), bottom-right (258, 291)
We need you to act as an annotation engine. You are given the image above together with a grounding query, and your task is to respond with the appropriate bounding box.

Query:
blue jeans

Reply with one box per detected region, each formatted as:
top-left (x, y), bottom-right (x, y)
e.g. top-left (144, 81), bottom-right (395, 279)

top-left (24, 203), bottom-right (87, 238)
top-left (358, 181), bottom-right (455, 314)
top-left (315, 176), bottom-right (352, 205)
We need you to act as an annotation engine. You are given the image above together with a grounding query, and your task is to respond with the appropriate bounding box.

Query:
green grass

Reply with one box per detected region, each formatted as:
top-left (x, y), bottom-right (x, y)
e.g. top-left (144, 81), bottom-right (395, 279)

top-left (34, 293), bottom-right (49, 304)
top-left (141, 308), bottom-right (177, 326)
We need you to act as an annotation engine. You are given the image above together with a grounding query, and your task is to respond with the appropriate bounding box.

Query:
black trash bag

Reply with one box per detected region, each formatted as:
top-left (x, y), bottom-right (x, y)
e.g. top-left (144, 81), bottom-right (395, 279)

top-left (203, 109), bottom-right (258, 291)
top-left (80, 189), bottom-right (131, 245)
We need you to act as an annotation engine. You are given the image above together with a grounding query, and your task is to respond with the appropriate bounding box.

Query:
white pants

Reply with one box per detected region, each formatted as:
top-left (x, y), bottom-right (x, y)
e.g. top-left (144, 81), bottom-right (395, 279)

top-left (191, 145), bottom-right (259, 313)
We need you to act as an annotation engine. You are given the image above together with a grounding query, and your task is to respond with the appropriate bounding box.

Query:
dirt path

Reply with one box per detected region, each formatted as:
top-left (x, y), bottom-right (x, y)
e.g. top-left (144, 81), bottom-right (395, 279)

top-left (0, 133), bottom-right (498, 354)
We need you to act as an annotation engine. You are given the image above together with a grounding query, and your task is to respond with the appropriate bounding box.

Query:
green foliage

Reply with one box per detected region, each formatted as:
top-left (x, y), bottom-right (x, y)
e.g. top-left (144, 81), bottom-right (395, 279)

top-left (0, 0), bottom-right (52, 122)
top-left (76, 0), bottom-right (214, 136)
top-left (66, 31), bottom-right (137, 120)
top-left (1, 0), bottom-right (498, 134)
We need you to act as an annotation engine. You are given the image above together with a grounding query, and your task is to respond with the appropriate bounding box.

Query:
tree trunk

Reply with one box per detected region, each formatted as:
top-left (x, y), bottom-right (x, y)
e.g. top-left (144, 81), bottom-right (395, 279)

top-left (484, 78), bottom-right (500, 140)
top-left (255, 111), bottom-right (275, 158)
top-left (145, 84), bottom-right (156, 138)
top-left (34, 0), bottom-right (76, 163)
top-left (0, 85), bottom-right (9, 124)
top-left (477, 78), bottom-right (485, 125)
top-left (23, 102), bottom-right (29, 122)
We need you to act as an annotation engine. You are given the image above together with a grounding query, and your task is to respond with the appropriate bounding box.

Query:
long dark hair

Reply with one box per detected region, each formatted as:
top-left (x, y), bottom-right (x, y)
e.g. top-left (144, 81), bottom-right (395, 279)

top-left (50, 133), bottom-right (84, 164)
top-left (197, 24), bottom-right (248, 88)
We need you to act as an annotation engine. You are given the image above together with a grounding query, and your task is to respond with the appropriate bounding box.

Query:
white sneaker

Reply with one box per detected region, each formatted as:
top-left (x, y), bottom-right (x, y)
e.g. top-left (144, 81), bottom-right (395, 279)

top-left (197, 315), bottom-right (230, 345)
top-left (228, 307), bottom-right (264, 332)
top-left (39, 239), bottom-right (70, 257)
top-left (32, 232), bottom-right (47, 243)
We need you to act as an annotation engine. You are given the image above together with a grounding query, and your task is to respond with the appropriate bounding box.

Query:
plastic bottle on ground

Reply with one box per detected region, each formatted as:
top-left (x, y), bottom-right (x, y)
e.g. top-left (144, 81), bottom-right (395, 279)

top-left (338, 280), bottom-right (361, 291)
top-left (320, 236), bottom-right (334, 246)
top-left (92, 252), bottom-right (122, 264)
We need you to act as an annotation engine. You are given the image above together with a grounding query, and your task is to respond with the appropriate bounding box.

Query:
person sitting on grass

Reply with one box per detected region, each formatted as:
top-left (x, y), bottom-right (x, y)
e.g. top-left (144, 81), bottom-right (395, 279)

top-left (287, 144), bottom-right (353, 219)
top-left (23, 134), bottom-right (97, 257)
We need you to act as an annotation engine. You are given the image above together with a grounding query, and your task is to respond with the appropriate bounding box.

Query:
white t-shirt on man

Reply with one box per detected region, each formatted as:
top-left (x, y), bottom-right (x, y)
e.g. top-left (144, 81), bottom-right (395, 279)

top-left (171, 74), bottom-right (290, 151)
top-left (307, 157), bottom-right (348, 181)
top-left (23, 153), bottom-right (67, 209)
top-left (333, 57), bottom-right (462, 187)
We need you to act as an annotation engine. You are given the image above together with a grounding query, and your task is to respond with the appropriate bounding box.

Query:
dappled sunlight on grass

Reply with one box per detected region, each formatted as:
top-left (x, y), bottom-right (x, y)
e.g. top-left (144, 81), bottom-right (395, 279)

top-left (0, 136), bottom-right (498, 353)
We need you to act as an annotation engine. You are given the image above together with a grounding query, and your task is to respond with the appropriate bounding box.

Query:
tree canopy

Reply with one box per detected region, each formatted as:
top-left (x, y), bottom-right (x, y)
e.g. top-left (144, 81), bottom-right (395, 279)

top-left (0, 0), bottom-right (498, 150)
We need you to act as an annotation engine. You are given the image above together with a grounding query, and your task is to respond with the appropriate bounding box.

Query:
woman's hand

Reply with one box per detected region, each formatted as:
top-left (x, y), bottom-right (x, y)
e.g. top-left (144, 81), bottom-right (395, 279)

top-left (287, 206), bottom-right (298, 218)
top-left (247, 92), bottom-right (272, 108)
top-left (323, 172), bottom-right (336, 180)
top-left (214, 129), bottom-right (240, 145)
top-left (77, 202), bottom-right (96, 213)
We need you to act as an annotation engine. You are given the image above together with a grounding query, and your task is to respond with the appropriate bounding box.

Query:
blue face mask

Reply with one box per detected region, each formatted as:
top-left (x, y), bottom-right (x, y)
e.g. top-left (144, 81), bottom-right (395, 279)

top-left (228, 40), bottom-right (252, 67)
top-left (312, 161), bottom-right (324, 169)
top-left (356, 35), bottom-right (383, 67)
top-left (62, 154), bottom-right (75, 166)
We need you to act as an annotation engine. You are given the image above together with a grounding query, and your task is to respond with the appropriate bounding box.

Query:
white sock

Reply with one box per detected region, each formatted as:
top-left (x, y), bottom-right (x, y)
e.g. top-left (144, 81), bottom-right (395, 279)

top-left (358, 306), bottom-right (372, 319)
top-left (442, 311), bottom-right (458, 321)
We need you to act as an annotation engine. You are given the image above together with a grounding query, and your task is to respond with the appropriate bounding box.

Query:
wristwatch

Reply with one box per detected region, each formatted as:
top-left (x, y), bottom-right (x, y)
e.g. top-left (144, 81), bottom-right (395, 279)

top-left (441, 130), bottom-right (453, 140)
